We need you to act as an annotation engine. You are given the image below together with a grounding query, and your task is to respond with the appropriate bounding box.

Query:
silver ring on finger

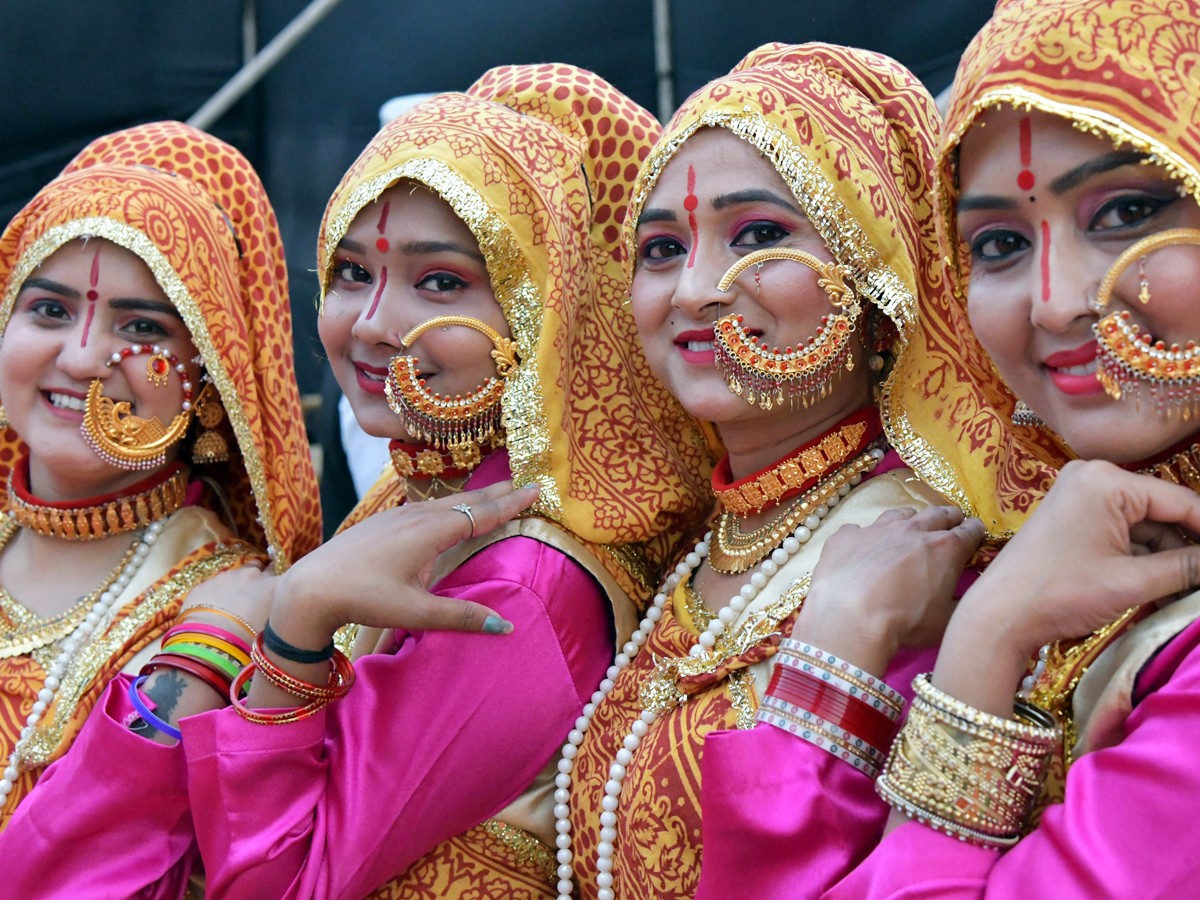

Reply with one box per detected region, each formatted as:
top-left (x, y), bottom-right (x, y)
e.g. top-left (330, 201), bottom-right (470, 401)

top-left (452, 503), bottom-right (476, 539)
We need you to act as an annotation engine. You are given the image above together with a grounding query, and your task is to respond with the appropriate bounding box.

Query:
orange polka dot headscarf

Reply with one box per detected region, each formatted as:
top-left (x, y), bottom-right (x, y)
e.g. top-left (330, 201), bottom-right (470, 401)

top-left (318, 65), bottom-right (713, 558)
top-left (0, 123), bottom-right (322, 566)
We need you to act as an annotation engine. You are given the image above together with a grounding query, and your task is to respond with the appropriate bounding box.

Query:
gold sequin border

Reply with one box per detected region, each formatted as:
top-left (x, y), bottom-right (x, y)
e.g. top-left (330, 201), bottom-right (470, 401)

top-left (318, 158), bottom-right (560, 518)
top-left (480, 817), bottom-right (557, 884)
top-left (15, 540), bottom-right (260, 769)
top-left (0, 218), bottom-right (286, 569)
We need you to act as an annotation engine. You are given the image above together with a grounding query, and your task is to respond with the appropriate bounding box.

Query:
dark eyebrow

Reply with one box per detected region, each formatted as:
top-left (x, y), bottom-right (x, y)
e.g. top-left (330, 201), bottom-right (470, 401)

top-left (712, 189), bottom-right (799, 213)
top-left (398, 240), bottom-right (484, 262)
top-left (636, 208), bottom-right (677, 227)
top-left (1050, 150), bottom-right (1148, 195)
top-left (956, 194), bottom-right (1020, 213)
top-left (19, 276), bottom-right (78, 298)
top-left (337, 236), bottom-right (484, 262)
top-left (110, 297), bottom-right (183, 320)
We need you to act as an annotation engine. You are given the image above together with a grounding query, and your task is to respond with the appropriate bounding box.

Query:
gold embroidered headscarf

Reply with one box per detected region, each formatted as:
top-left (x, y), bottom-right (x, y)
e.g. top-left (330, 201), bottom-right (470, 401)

top-left (0, 123), bottom-right (322, 567)
top-left (900, 0), bottom-right (1200, 537)
top-left (318, 65), bottom-right (712, 568)
top-left (626, 42), bottom-right (951, 489)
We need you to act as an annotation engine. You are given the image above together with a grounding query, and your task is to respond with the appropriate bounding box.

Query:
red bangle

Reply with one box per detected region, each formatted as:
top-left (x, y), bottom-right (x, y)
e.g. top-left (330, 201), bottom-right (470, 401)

top-left (250, 632), bottom-right (355, 702)
top-left (768, 665), bottom-right (898, 750)
top-left (228, 664), bottom-right (329, 725)
top-left (140, 653), bottom-right (230, 701)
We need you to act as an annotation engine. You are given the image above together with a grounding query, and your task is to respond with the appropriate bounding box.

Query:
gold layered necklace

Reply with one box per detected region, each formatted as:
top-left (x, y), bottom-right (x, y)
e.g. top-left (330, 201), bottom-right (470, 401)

top-left (708, 448), bottom-right (879, 575)
top-left (0, 518), bottom-right (140, 659)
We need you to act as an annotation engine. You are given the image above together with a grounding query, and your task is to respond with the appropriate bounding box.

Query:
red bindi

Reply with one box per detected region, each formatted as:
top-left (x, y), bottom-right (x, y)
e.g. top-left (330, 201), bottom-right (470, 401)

top-left (375, 201), bottom-right (391, 254)
top-left (366, 265), bottom-right (387, 320)
top-left (685, 164), bottom-right (699, 269)
top-left (1040, 220), bottom-right (1051, 303)
top-left (1017, 117), bottom-right (1036, 192)
top-left (82, 249), bottom-right (101, 347)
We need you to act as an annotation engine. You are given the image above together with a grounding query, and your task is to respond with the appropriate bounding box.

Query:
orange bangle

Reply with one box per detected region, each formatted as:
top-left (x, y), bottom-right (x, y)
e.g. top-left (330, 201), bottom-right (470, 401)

top-left (177, 605), bottom-right (257, 638)
top-left (228, 665), bottom-right (329, 725)
top-left (163, 631), bottom-right (252, 667)
top-left (250, 632), bottom-right (355, 702)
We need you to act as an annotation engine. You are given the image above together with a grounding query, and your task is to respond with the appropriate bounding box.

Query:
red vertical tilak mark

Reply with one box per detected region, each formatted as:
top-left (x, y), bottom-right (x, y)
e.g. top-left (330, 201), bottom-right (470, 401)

top-left (684, 165), bottom-right (699, 269)
top-left (366, 266), bottom-right (387, 320)
top-left (375, 201), bottom-right (391, 253)
top-left (1017, 117), bottom-right (1036, 192)
top-left (1040, 220), bottom-right (1051, 303)
top-left (82, 249), bottom-right (101, 347)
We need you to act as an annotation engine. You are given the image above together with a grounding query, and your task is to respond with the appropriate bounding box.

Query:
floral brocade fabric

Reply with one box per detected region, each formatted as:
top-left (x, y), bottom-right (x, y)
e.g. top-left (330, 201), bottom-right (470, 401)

top-left (568, 587), bottom-right (743, 900)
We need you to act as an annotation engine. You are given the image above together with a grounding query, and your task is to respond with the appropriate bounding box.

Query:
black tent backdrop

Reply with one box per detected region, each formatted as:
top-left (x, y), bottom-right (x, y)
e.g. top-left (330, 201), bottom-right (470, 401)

top-left (0, 0), bottom-right (993, 398)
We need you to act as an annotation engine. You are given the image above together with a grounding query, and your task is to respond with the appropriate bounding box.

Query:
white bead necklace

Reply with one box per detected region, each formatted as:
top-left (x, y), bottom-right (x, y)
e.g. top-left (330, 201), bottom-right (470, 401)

top-left (0, 518), bottom-right (165, 803)
top-left (552, 448), bottom-right (883, 900)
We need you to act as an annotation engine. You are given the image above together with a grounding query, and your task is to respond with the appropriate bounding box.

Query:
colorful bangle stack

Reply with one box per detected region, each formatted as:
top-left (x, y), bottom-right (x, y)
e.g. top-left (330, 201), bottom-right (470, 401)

top-left (228, 629), bottom-right (355, 725)
top-left (876, 673), bottom-right (1061, 848)
top-left (756, 638), bottom-right (904, 778)
top-left (141, 622), bottom-right (253, 701)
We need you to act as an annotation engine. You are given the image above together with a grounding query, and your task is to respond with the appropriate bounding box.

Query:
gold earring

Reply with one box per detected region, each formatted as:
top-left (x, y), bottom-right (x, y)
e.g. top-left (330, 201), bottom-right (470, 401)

top-left (82, 344), bottom-right (195, 470)
top-left (1011, 400), bottom-right (1043, 427)
top-left (1093, 228), bottom-right (1200, 417)
top-left (384, 315), bottom-right (519, 453)
top-left (713, 247), bottom-right (861, 409)
top-left (190, 382), bottom-right (230, 464)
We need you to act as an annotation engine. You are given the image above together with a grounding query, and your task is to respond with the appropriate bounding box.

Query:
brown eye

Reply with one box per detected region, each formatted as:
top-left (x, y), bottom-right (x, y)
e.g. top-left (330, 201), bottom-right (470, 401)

top-left (971, 230), bottom-right (1030, 262)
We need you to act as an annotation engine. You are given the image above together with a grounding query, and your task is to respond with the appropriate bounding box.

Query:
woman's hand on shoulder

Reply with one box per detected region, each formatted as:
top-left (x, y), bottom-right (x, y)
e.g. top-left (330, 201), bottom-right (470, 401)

top-left (956, 459), bottom-right (1200, 658)
top-left (793, 504), bottom-right (983, 677)
top-left (267, 481), bottom-right (541, 650)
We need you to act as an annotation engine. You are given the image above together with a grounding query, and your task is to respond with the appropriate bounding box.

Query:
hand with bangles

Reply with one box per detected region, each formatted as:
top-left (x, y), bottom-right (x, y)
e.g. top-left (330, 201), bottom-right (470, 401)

top-left (931, 461), bottom-right (1200, 718)
top-left (244, 481), bottom-right (538, 711)
top-left (132, 481), bottom-right (538, 735)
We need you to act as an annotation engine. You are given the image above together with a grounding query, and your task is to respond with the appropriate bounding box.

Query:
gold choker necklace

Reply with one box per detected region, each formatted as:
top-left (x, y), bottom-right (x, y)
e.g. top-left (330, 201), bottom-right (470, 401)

top-left (708, 449), bottom-right (878, 575)
top-left (7, 460), bottom-right (188, 541)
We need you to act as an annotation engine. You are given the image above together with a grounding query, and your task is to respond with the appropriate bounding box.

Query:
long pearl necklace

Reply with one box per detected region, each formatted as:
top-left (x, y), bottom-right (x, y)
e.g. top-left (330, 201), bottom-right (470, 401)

top-left (553, 448), bottom-right (883, 900)
top-left (0, 518), bottom-right (165, 804)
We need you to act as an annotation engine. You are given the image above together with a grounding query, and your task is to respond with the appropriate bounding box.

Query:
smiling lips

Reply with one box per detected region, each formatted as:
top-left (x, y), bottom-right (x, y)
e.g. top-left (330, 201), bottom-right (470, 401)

top-left (1044, 341), bottom-right (1104, 395)
top-left (675, 326), bottom-right (763, 365)
top-left (354, 362), bottom-right (391, 396)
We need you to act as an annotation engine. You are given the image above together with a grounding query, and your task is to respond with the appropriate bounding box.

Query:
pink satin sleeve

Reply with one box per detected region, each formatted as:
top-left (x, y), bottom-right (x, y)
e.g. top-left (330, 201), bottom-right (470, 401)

top-left (0, 675), bottom-right (197, 899)
top-left (696, 646), bottom-right (937, 900)
top-left (826, 616), bottom-right (1200, 899)
top-left (183, 536), bottom-right (612, 900)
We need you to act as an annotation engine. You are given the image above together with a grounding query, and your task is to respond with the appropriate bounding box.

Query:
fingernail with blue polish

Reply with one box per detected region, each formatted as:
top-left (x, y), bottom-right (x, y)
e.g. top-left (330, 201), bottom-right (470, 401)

top-left (483, 615), bottom-right (514, 635)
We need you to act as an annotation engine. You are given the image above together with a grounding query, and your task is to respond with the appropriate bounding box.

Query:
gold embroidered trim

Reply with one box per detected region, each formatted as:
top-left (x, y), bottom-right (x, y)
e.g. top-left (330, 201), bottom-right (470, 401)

top-left (480, 818), bottom-right (556, 883)
top-left (14, 539), bottom-right (260, 769)
top-left (0, 520), bottom-right (141, 658)
top-left (640, 576), bottom-right (810, 715)
top-left (0, 219), bottom-right (284, 570)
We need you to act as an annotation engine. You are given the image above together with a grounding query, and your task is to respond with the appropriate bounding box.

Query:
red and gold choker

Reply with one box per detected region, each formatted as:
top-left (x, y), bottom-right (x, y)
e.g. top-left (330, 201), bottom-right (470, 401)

top-left (7, 458), bottom-right (189, 541)
top-left (712, 408), bottom-right (883, 516)
top-left (1127, 438), bottom-right (1200, 492)
top-left (388, 440), bottom-right (495, 503)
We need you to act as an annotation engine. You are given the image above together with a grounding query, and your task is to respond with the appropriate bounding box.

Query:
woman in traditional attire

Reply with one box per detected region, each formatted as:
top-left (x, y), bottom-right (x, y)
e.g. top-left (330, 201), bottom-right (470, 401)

top-left (2, 66), bottom-right (711, 898)
top-left (699, 2), bottom-right (1200, 897)
top-left (0, 120), bottom-right (321, 837)
top-left (559, 43), bottom-right (984, 900)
